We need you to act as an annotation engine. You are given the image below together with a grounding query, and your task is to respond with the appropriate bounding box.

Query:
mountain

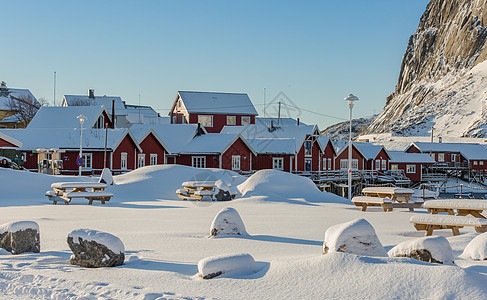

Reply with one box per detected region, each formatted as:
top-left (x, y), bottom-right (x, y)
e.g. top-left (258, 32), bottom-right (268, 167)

top-left (366, 0), bottom-right (487, 137)
top-left (321, 115), bottom-right (376, 141)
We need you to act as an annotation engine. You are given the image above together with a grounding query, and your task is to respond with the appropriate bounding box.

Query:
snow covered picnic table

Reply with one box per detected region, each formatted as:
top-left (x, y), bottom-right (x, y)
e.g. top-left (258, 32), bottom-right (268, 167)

top-left (359, 187), bottom-right (420, 211)
top-left (46, 182), bottom-right (112, 205)
top-left (176, 181), bottom-right (217, 201)
top-left (411, 199), bottom-right (487, 236)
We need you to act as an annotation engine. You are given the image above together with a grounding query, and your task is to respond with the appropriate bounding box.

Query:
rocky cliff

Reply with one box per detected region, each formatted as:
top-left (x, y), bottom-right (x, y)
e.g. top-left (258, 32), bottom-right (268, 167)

top-left (367, 0), bottom-right (487, 137)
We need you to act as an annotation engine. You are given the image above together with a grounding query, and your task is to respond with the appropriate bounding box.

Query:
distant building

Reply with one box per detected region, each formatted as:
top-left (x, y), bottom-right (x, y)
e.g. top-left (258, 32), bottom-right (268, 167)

top-left (0, 81), bottom-right (40, 129)
top-left (169, 91), bottom-right (258, 133)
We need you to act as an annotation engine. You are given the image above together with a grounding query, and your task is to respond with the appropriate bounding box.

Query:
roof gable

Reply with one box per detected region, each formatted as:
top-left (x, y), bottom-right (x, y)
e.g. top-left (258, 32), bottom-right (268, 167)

top-left (0, 87), bottom-right (39, 111)
top-left (411, 142), bottom-right (487, 160)
top-left (27, 106), bottom-right (110, 129)
top-left (172, 91), bottom-right (258, 116)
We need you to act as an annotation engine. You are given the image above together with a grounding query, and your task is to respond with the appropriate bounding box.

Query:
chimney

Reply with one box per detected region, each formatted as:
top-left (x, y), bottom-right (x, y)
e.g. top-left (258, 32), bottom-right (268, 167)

top-left (438, 137), bottom-right (442, 143)
top-left (297, 118), bottom-right (300, 126)
top-left (0, 81), bottom-right (6, 90)
top-left (196, 123), bottom-right (202, 136)
top-left (89, 89), bottom-right (95, 99)
top-left (271, 120), bottom-right (274, 129)
top-left (111, 99), bottom-right (115, 129)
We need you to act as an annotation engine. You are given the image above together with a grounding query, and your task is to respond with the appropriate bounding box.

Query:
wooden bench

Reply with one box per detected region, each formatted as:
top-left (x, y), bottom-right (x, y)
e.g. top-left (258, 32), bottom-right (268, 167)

top-left (45, 190), bottom-right (69, 205)
top-left (176, 181), bottom-right (216, 201)
top-left (62, 191), bottom-right (113, 205)
top-left (410, 214), bottom-right (487, 236)
top-left (47, 182), bottom-right (112, 205)
top-left (423, 199), bottom-right (487, 218)
top-left (352, 196), bottom-right (393, 212)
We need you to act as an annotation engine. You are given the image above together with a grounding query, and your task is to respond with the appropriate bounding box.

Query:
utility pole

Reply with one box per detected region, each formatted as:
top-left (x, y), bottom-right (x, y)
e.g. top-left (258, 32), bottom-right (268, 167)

top-left (53, 71), bottom-right (56, 106)
top-left (431, 126), bottom-right (435, 143)
top-left (278, 101), bottom-right (281, 126)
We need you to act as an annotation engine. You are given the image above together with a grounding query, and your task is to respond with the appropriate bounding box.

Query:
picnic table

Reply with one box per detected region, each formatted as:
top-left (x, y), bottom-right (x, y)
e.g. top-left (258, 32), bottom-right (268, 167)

top-left (411, 199), bottom-right (487, 236)
top-left (360, 187), bottom-right (421, 211)
top-left (46, 182), bottom-right (113, 205)
top-left (176, 181), bottom-right (217, 201)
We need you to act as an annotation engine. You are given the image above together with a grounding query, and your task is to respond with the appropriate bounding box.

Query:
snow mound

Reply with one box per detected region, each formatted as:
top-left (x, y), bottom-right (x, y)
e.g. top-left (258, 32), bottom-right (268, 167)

top-left (210, 207), bottom-right (248, 237)
top-left (99, 168), bottom-right (114, 185)
top-left (68, 229), bottom-right (125, 254)
top-left (237, 169), bottom-right (346, 203)
top-left (461, 232), bottom-right (487, 260)
top-left (0, 221), bottom-right (39, 234)
top-left (388, 236), bottom-right (454, 265)
top-left (323, 219), bottom-right (387, 257)
top-left (197, 253), bottom-right (257, 279)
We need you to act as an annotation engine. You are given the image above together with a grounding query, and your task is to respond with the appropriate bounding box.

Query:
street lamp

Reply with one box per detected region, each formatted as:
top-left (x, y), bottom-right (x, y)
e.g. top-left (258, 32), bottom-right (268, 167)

top-left (77, 114), bottom-right (87, 176)
top-left (344, 94), bottom-right (359, 202)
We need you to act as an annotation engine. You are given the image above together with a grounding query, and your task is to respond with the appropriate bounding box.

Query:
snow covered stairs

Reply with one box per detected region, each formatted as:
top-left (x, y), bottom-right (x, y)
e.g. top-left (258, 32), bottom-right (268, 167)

top-left (410, 214), bottom-right (487, 236)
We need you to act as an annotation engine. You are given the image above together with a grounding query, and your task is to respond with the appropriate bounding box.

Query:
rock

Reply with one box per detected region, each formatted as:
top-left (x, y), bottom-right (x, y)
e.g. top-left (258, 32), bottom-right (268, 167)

top-left (214, 180), bottom-right (234, 201)
top-left (67, 229), bottom-right (124, 268)
top-left (323, 219), bottom-right (387, 257)
top-left (198, 253), bottom-right (257, 279)
top-left (99, 168), bottom-right (114, 185)
top-left (388, 236), bottom-right (454, 264)
top-left (210, 207), bottom-right (248, 237)
top-left (460, 232), bottom-right (487, 260)
top-left (0, 221), bottom-right (40, 254)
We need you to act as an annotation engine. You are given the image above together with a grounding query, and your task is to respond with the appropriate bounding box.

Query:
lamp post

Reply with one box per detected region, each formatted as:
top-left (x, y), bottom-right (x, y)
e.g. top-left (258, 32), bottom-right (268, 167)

top-left (344, 94), bottom-right (359, 202)
top-left (77, 114), bottom-right (87, 176)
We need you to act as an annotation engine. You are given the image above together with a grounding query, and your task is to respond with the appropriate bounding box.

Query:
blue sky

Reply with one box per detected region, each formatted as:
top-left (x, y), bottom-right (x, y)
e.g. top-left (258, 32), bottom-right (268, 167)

top-left (2, 0), bottom-right (429, 129)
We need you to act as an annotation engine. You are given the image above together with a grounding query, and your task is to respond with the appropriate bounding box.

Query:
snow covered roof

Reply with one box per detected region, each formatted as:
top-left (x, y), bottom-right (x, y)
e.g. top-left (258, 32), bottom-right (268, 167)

top-left (247, 138), bottom-right (295, 154)
top-left (27, 106), bottom-right (110, 129)
top-left (127, 124), bottom-right (169, 152)
top-left (62, 95), bottom-right (125, 112)
top-left (146, 124), bottom-right (204, 154)
top-left (0, 87), bottom-right (39, 111)
top-left (0, 113), bottom-right (22, 124)
top-left (410, 142), bottom-right (487, 160)
top-left (0, 128), bottom-right (141, 152)
top-left (180, 133), bottom-right (255, 155)
top-left (173, 91), bottom-right (258, 115)
top-left (221, 123), bottom-right (319, 152)
top-left (123, 104), bottom-right (159, 124)
top-left (335, 142), bottom-right (388, 160)
top-left (317, 136), bottom-right (335, 154)
top-left (255, 118), bottom-right (305, 127)
top-left (0, 131), bottom-right (22, 148)
top-left (388, 151), bottom-right (436, 163)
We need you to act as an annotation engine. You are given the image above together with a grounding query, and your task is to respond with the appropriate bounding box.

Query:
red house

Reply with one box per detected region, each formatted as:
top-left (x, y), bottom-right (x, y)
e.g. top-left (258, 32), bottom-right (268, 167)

top-left (27, 106), bottom-right (113, 130)
top-left (247, 138), bottom-right (295, 172)
top-left (334, 142), bottom-right (366, 171)
top-left (388, 151), bottom-right (436, 182)
top-left (333, 142), bottom-right (390, 171)
top-left (318, 136), bottom-right (336, 171)
top-left (130, 125), bottom-right (169, 167)
top-left (169, 91), bottom-right (258, 133)
top-left (0, 128), bottom-right (141, 175)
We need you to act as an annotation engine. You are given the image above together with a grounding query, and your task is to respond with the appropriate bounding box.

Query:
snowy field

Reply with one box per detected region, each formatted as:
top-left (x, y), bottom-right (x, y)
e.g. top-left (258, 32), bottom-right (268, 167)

top-left (1, 165), bottom-right (487, 299)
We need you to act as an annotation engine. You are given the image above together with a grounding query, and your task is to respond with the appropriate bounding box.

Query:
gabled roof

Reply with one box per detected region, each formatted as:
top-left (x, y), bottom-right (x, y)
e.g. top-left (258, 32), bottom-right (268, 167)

top-left (388, 151), bottom-right (436, 164)
top-left (0, 131), bottom-right (22, 148)
top-left (0, 87), bottom-right (39, 111)
top-left (171, 91), bottom-right (258, 116)
top-left (247, 138), bottom-right (295, 154)
top-left (178, 133), bottom-right (256, 156)
top-left (147, 124), bottom-right (206, 154)
top-left (0, 128), bottom-right (141, 152)
top-left (409, 142), bottom-right (487, 160)
top-left (317, 136), bottom-right (336, 155)
top-left (128, 124), bottom-right (169, 153)
top-left (27, 106), bottom-right (110, 129)
top-left (62, 95), bottom-right (125, 112)
top-left (255, 118), bottom-right (305, 127)
top-left (221, 123), bottom-right (320, 153)
top-left (123, 104), bottom-right (159, 124)
top-left (335, 142), bottom-right (389, 160)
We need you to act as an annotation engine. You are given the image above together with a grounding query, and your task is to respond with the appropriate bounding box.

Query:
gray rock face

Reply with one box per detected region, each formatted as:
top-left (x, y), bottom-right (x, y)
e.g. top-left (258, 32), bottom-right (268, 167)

top-left (395, 249), bottom-right (442, 264)
top-left (0, 228), bottom-right (40, 255)
top-left (214, 189), bottom-right (232, 201)
top-left (67, 236), bottom-right (124, 268)
top-left (367, 0), bottom-right (487, 136)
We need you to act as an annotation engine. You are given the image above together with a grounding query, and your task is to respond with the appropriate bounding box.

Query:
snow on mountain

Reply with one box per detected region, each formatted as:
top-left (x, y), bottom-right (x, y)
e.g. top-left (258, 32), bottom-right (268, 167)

top-left (321, 115), bottom-right (376, 141)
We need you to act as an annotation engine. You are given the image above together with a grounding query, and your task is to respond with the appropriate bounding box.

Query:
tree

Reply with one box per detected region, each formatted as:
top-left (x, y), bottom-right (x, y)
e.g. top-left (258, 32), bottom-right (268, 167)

top-left (7, 94), bottom-right (40, 127)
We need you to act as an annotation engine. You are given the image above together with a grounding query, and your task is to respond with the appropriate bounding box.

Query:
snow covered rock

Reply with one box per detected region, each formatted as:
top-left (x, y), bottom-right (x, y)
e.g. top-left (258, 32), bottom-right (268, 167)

top-left (198, 253), bottom-right (257, 279)
top-left (67, 229), bottom-right (125, 268)
top-left (99, 168), bottom-right (114, 185)
top-left (210, 207), bottom-right (248, 237)
top-left (323, 219), bottom-right (387, 257)
top-left (388, 236), bottom-right (454, 265)
top-left (461, 232), bottom-right (487, 260)
top-left (0, 221), bottom-right (40, 254)
top-left (213, 180), bottom-right (232, 201)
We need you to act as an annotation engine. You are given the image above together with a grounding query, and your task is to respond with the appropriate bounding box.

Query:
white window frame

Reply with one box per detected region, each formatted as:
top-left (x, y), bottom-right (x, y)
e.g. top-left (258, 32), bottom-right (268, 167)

top-left (198, 115), bottom-right (213, 127)
top-left (82, 153), bottom-right (92, 169)
top-left (241, 116), bottom-right (251, 125)
top-left (322, 158), bottom-right (327, 170)
top-left (474, 160), bottom-right (478, 166)
top-left (305, 158), bottom-right (312, 171)
top-left (137, 154), bottom-right (145, 168)
top-left (375, 160), bottom-right (380, 170)
top-left (304, 140), bottom-right (312, 157)
top-left (451, 154), bottom-right (457, 162)
top-left (351, 159), bottom-right (358, 170)
top-left (150, 154), bottom-right (158, 165)
top-left (273, 157), bottom-right (284, 170)
top-left (227, 116), bottom-right (236, 126)
top-left (340, 159), bottom-right (348, 170)
top-left (381, 159), bottom-right (387, 170)
top-left (406, 164), bottom-right (416, 173)
top-left (481, 161), bottom-right (484, 166)
top-left (391, 164), bottom-right (398, 171)
top-left (438, 153), bottom-right (445, 162)
top-left (121, 152), bottom-right (128, 170)
top-left (328, 158), bottom-right (332, 170)
top-left (232, 155), bottom-right (241, 171)
top-left (192, 156), bottom-right (206, 168)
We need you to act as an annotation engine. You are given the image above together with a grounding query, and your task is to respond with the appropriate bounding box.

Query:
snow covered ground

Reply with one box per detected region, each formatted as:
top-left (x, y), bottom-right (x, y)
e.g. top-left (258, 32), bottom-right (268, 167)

top-left (1, 165), bottom-right (487, 299)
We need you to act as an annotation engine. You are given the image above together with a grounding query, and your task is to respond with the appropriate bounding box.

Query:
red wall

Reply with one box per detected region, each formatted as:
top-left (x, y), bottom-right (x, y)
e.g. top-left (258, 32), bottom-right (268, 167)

top-left (320, 141), bottom-right (335, 171)
top-left (334, 145), bottom-right (365, 170)
top-left (0, 139), bottom-right (17, 147)
top-left (370, 148), bottom-right (389, 171)
top-left (113, 135), bottom-right (139, 170)
top-left (60, 151), bottom-right (108, 175)
top-left (253, 155), bottom-right (292, 172)
top-left (221, 138), bottom-right (252, 171)
top-left (187, 114), bottom-right (255, 133)
top-left (176, 154), bottom-right (220, 168)
top-left (391, 162), bottom-right (422, 182)
top-left (406, 145), bottom-right (421, 153)
top-left (295, 139), bottom-right (320, 171)
top-left (139, 132), bottom-right (166, 166)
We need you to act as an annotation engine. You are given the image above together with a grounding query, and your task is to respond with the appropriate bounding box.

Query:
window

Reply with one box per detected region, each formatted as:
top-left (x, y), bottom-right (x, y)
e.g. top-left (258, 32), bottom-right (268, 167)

top-left (241, 116), bottom-right (251, 125)
top-left (328, 158), bottom-right (332, 170)
top-left (481, 161), bottom-right (484, 166)
top-left (375, 160), bottom-right (380, 170)
top-left (431, 153), bottom-right (435, 160)
top-left (192, 156), bottom-right (206, 168)
top-left (137, 154), bottom-right (145, 168)
top-left (351, 159), bottom-right (358, 170)
top-left (305, 158), bottom-right (312, 171)
top-left (381, 160), bottom-right (387, 170)
top-left (232, 155), bottom-right (241, 170)
top-left (438, 153), bottom-right (444, 162)
top-left (227, 116), bottom-right (236, 125)
top-left (82, 153), bottom-right (92, 169)
top-left (94, 115), bottom-right (105, 129)
top-left (391, 164), bottom-right (398, 171)
top-left (150, 154), bottom-right (158, 165)
top-left (273, 157), bottom-right (284, 170)
top-left (451, 154), bottom-right (457, 162)
top-left (172, 115), bottom-right (177, 124)
top-left (406, 164), bottom-right (416, 173)
top-left (121, 153), bottom-right (128, 170)
top-left (474, 161), bottom-right (478, 166)
top-left (340, 159), bottom-right (358, 170)
top-left (304, 141), bottom-right (312, 156)
top-left (182, 116), bottom-right (187, 124)
top-left (198, 115), bottom-right (213, 127)
top-left (322, 158), bottom-right (327, 170)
